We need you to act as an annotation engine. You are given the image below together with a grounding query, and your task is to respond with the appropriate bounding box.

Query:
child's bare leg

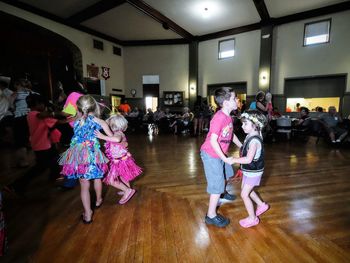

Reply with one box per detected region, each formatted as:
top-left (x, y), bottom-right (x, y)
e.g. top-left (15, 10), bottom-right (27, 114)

top-left (120, 177), bottom-right (131, 188)
top-left (94, 179), bottom-right (103, 205)
top-left (80, 179), bottom-right (93, 220)
top-left (110, 180), bottom-right (129, 192)
top-left (207, 194), bottom-right (220, 218)
top-left (241, 184), bottom-right (256, 220)
top-left (110, 180), bottom-right (134, 202)
top-left (249, 190), bottom-right (264, 206)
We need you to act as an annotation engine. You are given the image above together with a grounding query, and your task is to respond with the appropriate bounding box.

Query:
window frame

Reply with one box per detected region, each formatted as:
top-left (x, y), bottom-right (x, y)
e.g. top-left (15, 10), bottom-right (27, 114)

top-left (303, 18), bottom-right (331, 47)
top-left (218, 38), bottom-right (235, 60)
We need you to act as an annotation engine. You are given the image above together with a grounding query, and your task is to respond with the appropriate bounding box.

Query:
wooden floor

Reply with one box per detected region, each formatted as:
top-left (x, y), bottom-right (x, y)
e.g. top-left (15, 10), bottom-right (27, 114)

top-left (1, 134), bottom-right (350, 262)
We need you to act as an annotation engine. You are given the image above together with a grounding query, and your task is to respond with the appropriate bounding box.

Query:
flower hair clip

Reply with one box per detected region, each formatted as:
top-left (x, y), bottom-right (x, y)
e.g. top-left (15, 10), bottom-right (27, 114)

top-left (240, 112), bottom-right (264, 128)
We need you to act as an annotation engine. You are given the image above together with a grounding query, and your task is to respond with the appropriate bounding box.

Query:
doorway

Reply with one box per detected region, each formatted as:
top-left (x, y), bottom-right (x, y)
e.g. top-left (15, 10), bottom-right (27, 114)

top-left (143, 75), bottom-right (159, 112)
top-left (207, 82), bottom-right (247, 111)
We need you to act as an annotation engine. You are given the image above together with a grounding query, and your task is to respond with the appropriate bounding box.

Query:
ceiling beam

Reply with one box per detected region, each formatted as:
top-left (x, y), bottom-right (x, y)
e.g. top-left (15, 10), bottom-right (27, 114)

top-left (197, 23), bottom-right (261, 42)
top-left (123, 38), bottom-right (191, 46)
top-left (126, 0), bottom-right (193, 40)
top-left (252, 0), bottom-right (270, 22)
top-left (68, 0), bottom-right (126, 24)
top-left (0, 0), bottom-right (123, 44)
top-left (273, 1), bottom-right (350, 25)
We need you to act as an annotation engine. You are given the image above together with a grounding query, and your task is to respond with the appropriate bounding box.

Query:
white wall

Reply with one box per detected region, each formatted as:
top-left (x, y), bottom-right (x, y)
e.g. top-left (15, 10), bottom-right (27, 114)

top-left (0, 2), bottom-right (124, 95)
top-left (198, 31), bottom-right (261, 96)
top-left (124, 45), bottom-right (189, 98)
top-left (272, 10), bottom-right (350, 94)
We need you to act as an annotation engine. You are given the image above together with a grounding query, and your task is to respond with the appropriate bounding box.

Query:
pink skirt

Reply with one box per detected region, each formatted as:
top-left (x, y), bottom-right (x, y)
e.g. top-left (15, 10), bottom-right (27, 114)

top-left (242, 175), bottom-right (262, 187)
top-left (103, 154), bottom-right (142, 185)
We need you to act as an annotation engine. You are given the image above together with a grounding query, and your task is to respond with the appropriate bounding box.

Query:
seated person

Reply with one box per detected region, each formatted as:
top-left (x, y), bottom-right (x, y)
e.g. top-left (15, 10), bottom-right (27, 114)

top-left (319, 106), bottom-right (348, 143)
top-left (271, 107), bottom-right (282, 120)
top-left (293, 107), bottom-right (311, 129)
top-left (127, 107), bottom-right (141, 131)
top-left (170, 107), bottom-right (193, 134)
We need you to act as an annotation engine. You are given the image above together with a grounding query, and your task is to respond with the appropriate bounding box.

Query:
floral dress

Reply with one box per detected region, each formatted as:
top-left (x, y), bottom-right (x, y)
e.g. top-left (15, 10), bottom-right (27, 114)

top-left (59, 115), bottom-right (108, 180)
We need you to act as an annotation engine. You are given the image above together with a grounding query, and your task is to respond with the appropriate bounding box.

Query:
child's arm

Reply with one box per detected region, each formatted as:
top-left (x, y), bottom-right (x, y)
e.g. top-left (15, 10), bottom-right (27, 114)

top-left (95, 130), bottom-right (122, 143)
top-left (210, 133), bottom-right (231, 164)
top-left (232, 133), bottom-right (242, 148)
top-left (232, 142), bottom-right (258, 164)
top-left (93, 117), bottom-right (114, 137)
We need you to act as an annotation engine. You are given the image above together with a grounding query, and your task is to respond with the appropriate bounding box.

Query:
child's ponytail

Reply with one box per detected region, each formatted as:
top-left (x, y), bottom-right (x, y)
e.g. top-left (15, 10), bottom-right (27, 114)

top-left (77, 95), bottom-right (101, 119)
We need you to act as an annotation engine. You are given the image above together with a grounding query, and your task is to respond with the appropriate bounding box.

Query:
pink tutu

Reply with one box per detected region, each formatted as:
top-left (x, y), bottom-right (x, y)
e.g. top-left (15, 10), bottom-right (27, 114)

top-left (103, 142), bottom-right (142, 185)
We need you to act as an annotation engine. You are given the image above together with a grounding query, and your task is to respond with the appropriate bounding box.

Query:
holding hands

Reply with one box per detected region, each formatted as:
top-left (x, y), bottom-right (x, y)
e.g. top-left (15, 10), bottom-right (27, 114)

top-left (224, 156), bottom-right (235, 165)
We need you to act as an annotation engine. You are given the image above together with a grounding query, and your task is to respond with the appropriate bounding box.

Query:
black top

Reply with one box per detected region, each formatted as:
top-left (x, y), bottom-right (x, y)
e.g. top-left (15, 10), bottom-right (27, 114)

top-left (241, 135), bottom-right (264, 172)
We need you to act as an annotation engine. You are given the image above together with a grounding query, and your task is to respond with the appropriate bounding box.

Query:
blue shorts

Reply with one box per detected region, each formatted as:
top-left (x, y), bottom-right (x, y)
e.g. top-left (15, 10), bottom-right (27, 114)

top-left (200, 151), bottom-right (234, 194)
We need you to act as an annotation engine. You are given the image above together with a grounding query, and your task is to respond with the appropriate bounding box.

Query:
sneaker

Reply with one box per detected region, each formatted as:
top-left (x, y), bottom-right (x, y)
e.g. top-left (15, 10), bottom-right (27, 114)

top-left (221, 192), bottom-right (236, 201)
top-left (205, 214), bottom-right (230, 227)
top-left (336, 139), bottom-right (341, 143)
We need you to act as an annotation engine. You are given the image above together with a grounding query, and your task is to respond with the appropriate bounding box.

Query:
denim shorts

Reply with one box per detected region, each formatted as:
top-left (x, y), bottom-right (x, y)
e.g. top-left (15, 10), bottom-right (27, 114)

top-left (200, 150), bottom-right (234, 194)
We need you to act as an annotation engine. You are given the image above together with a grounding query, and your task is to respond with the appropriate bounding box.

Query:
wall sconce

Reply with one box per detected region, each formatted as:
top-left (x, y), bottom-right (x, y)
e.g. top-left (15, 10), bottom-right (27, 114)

top-left (259, 71), bottom-right (269, 86)
top-left (190, 84), bottom-right (196, 94)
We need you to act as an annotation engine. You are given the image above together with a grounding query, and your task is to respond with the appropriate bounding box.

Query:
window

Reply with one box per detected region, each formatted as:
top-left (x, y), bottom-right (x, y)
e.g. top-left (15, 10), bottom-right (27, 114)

top-left (286, 97), bottom-right (340, 112)
top-left (303, 19), bottom-right (331, 46)
top-left (93, 39), bottom-right (104, 50)
top-left (218, 38), bottom-right (235, 59)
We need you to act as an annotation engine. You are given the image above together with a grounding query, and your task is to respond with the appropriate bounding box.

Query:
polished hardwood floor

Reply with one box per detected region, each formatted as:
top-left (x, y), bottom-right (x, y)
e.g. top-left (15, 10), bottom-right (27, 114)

top-left (1, 134), bottom-right (350, 262)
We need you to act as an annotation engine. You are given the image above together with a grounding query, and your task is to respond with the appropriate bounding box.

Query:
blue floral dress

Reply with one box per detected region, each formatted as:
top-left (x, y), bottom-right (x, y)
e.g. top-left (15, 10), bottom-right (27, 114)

top-left (59, 115), bottom-right (108, 180)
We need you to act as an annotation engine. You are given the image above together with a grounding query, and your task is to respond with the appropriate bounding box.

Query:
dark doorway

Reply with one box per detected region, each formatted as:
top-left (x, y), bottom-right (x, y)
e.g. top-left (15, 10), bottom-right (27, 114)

top-left (0, 12), bottom-right (82, 100)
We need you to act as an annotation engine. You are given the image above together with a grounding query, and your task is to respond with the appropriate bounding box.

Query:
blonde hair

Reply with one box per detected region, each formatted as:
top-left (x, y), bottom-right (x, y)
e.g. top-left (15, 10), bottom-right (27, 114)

top-left (107, 113), bottom-right (128, 132)
top-left (241, 110), bottom-right (267, 132)
top-left (76, 95), bottom-right (101, 118)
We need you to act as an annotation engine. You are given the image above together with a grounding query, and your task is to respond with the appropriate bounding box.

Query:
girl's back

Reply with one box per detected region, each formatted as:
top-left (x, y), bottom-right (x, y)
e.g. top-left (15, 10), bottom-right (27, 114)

top-left (72, 115), bottom-right (101, 143)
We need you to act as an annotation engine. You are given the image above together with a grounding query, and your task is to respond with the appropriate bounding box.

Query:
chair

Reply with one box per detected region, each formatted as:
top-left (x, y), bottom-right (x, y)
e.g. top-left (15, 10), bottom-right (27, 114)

top-left (276, 117), bottom-right (292, 140)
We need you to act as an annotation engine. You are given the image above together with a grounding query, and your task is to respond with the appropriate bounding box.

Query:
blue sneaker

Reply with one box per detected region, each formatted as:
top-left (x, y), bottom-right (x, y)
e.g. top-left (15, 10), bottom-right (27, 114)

top-left (205, 214), bottom-right (230, 227)
top-left (221, 192), bottom-right (236, 201)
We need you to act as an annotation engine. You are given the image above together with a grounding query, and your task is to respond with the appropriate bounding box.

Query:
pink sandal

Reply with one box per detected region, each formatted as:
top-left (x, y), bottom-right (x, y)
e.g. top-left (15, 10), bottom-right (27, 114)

top-left (239, 217), bottom-right (259, 228)
top-left (119, 189), bottom-right (136, 205)
top-left (256, 203), bottom-right (269, 216)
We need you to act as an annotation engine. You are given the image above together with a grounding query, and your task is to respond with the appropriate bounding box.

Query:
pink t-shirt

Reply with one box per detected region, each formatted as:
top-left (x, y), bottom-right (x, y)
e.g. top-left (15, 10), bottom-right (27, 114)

top-left (27, 111), bottom-right (58, 151)
top-left (200, 110), bottom-right (233, 158)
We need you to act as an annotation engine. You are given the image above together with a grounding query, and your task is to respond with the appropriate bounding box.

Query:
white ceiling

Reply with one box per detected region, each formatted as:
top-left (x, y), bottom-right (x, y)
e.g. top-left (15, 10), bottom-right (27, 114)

top-left (82, 3), bottom-right (181, 41)
top-left (265, 0), bottom-right (348, 17)
top-left (15, 0), bottom-right (350, 42)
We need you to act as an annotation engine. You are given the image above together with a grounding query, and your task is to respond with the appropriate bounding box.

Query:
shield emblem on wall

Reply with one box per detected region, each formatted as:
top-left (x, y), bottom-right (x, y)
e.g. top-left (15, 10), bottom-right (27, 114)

top-left (101, 66), bottom-right (110, 80)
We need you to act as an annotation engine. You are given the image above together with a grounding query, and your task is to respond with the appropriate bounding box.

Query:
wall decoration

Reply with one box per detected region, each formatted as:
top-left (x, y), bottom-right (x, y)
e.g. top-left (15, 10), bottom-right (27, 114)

top-left (163, 91), bottom-right (184, 106)
top-left (87, 64), bottom-right (99, 80)
top-left (101, 66), bottom-right (110, 80)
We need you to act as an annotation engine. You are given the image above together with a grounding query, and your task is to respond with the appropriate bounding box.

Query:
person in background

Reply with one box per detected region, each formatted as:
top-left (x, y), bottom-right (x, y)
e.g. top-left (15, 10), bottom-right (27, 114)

top-left (10, 94), bottom-right (68, 193)
top-left (11, 79), bottom-right (32, 167)
top-left (319, 106), bottom-right (348, 143)
top-left (118, 99), bottom-right (131, 116)
top-left (240, 100), bottom-right (247, 113)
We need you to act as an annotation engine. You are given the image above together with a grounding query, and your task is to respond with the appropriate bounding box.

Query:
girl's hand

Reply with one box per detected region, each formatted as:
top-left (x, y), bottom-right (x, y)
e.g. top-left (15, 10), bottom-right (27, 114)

top-left (94, 130), bottom-right (103, 139)
top-left (224, 157), bottom-right (235, 165)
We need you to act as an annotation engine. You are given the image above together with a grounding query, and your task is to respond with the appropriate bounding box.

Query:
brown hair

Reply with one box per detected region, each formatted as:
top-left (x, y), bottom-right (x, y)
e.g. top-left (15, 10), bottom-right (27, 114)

top-left (214, 87), bottom-right (233, 107)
